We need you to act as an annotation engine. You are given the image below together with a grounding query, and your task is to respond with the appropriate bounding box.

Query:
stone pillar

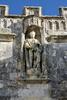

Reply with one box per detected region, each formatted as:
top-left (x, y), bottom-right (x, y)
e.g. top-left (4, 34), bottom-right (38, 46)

top-left (42, 19), bottom-right (48, 44)
top-left (0, 28), bottom-right (16, 83)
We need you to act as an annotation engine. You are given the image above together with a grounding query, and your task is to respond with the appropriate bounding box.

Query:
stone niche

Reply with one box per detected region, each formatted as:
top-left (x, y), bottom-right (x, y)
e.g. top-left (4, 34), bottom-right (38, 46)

top-left (21, 24), bottom-right (48, 82)
top-left (25, 25), bottom-right (41, 42)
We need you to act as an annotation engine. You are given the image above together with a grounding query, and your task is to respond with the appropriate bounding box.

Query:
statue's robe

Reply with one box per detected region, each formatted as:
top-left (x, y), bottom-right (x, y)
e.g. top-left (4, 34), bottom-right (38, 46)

top-left (23, 39), bottom-right (42, 74)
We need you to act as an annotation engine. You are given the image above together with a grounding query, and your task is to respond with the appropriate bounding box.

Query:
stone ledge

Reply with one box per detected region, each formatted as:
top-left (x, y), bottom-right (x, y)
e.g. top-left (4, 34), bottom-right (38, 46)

top-left (46, 34), bottom-right (67, 43)
top-left (0, 28), bottom-right (16, 42)
top-left (16, 79), bottom-right (48, 84)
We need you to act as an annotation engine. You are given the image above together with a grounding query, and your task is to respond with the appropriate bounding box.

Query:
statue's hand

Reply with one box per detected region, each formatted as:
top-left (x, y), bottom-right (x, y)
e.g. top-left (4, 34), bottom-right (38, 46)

top-left (25, 42), bottom-right (31, 48)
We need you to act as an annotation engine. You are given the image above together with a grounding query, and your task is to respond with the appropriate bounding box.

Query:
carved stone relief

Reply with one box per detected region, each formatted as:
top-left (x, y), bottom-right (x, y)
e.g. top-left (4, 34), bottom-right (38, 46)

top-left (23, 31), bottom-right (42, 79)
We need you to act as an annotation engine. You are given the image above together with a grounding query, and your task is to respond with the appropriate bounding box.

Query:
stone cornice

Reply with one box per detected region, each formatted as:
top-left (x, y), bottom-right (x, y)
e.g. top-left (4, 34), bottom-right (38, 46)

top-left (46, 34), bottom-right (67, 43)
top-left (0, 28), bottom-right (16, 42)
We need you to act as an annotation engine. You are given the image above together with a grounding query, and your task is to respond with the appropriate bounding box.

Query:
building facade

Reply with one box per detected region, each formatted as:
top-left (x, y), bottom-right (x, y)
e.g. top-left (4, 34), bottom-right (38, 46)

top-left (0, 5), bottom-right (67, 100)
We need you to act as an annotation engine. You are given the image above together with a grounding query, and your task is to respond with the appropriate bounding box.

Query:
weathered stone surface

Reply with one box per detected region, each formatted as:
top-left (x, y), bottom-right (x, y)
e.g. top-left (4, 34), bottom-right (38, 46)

top-left (0, 83), bottom-right (53, 100)
top-left (0, 42), bottom-right (13, 60)
top-left (0, 43), bottom-right (67, 100)
top-left (0, 5), bottom-right (67, 100)
top-left (46, 43), bottom-right (67, 99)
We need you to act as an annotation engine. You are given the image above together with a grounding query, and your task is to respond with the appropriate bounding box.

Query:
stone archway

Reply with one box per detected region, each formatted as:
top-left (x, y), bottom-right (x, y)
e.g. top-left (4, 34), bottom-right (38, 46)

top-left (25, 25), bottom-right (42, 43)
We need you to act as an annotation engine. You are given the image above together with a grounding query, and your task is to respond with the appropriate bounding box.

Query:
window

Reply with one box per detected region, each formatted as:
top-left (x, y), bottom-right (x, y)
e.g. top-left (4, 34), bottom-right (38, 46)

top-left (61, 21), bottom-right (66, 30)
top-left (0, 8), bottom-right (2, 16)
top-left (0, 7), bottom-right (5, 16)
top-left (54, 21), bottom-right (59, 30)
top-left (48, 21), bottom-right (52, 30)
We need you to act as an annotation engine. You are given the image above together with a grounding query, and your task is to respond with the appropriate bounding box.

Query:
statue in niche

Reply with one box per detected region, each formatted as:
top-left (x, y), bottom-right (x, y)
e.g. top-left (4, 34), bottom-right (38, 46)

top-left (23, 31), bottom-right (42, 79)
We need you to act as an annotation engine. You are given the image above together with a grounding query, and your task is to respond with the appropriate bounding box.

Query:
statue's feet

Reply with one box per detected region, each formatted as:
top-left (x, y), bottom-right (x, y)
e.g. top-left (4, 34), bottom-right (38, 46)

top-left (27, 68), bottom-right (38, 79)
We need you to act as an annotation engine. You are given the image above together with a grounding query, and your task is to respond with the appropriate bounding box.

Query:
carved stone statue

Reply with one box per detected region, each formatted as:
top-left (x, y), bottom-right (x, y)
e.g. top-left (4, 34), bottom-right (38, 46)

top-left (23, 31), bottom-right (42, 79)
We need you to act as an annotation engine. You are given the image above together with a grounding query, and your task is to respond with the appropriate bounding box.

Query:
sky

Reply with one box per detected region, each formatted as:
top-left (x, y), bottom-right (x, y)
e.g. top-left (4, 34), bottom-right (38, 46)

top-left (0, 0), bottom-right (67, 16)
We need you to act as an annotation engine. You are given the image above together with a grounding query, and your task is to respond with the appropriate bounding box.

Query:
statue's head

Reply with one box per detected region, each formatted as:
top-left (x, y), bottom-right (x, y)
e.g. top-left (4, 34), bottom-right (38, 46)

top-left (29, 31), bottom-right (36, 38)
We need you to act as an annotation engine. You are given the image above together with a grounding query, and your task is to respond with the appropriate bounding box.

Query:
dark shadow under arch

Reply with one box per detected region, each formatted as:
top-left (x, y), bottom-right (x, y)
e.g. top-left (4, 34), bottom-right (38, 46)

top-left (25, 25), bottom-right (41, 42)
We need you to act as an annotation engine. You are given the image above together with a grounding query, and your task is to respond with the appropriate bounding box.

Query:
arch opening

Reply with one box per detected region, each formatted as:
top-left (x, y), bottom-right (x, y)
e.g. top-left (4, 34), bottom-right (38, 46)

top-left (61, 21), bottom-right (66, 30)
top-left (25, 25), bottom-right (41, 42)
top-left (54, 21), bottom-right (59, 30)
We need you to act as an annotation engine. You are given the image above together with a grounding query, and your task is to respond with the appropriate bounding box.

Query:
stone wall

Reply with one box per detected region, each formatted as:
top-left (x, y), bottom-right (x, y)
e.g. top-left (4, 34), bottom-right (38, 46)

top-left (46, 43), bottom-right (67, 99)
top-left (0, 5), bottom-right (67, 100)
top-left (0, 44), bottom-right (67, 100)
top-left (0, 42), bottom-right (13, 61)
